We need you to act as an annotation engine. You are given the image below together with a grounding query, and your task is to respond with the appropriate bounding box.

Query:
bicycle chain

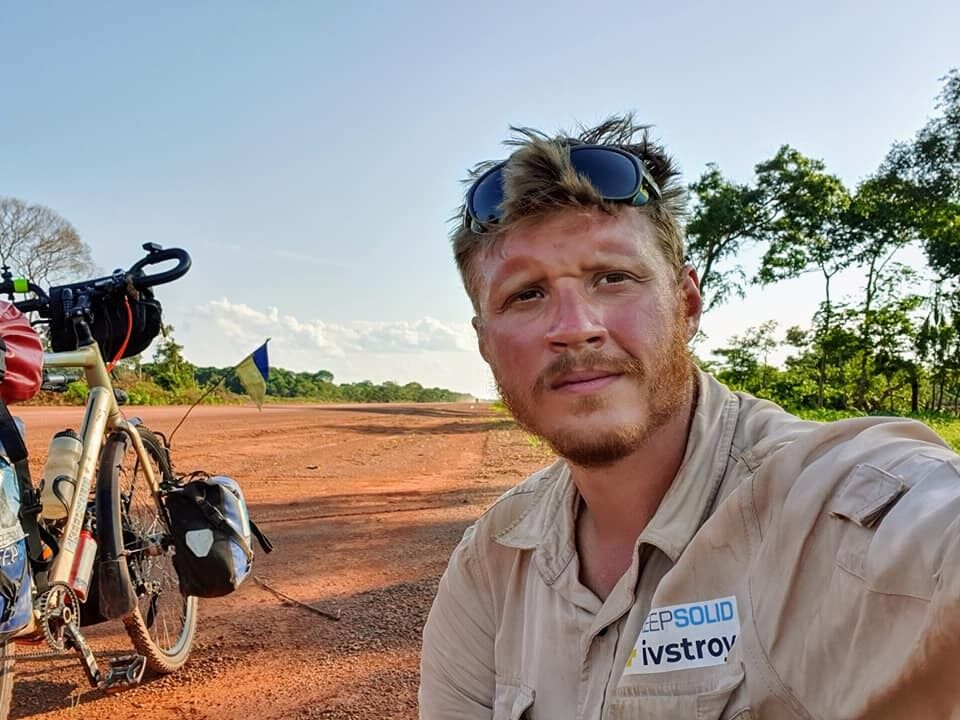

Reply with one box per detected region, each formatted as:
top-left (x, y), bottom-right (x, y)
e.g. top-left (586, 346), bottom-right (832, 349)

top-left (0, 647), bottom-right (72, 661)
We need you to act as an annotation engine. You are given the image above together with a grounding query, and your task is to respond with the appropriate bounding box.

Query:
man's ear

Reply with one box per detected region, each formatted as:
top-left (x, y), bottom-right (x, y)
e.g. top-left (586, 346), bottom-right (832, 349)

top-left (680, 265), bottom-right (703, 342)
top-left (472, 316), bottom-right (490, 363)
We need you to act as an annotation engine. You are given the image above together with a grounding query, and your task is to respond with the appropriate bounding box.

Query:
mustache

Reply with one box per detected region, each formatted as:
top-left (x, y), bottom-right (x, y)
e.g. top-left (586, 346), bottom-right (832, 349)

top-left (534, 352), bottom-right (646, 394)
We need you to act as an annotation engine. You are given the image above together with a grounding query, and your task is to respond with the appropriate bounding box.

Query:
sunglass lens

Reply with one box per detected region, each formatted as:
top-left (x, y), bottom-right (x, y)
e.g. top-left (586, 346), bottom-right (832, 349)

top-left (469, 167), bottom-right (506, 224)
top-left (569, 147), bottom-right (639, 200)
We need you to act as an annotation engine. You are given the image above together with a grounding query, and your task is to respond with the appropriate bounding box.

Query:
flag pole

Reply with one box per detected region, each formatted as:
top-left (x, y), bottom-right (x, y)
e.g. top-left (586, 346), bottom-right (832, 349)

top-left (168, 372), bottom-right (229, 445)
top-left (167, 339), bottom-right (270, 445)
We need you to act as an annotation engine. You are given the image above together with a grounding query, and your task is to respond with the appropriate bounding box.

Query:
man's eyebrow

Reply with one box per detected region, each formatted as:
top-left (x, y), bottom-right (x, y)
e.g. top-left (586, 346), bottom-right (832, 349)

top-left (489, 267), bottom-right (543, 296)
top-left (581, 253), bottom-right (657, 275)
top-left (486, 255), bottom-right (540, 284)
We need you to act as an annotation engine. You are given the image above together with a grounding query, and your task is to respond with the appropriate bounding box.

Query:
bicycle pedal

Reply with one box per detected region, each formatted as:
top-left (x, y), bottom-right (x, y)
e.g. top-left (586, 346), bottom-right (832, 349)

top-left (100, 654), bottom-right (146, 694)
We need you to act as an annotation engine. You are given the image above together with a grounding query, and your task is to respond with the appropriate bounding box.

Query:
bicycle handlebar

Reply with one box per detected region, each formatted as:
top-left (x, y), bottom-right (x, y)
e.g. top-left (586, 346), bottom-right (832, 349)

top-left (128, 244), bottom-right (192, 289)
top-left (0, 243), bottom-right (192, 315)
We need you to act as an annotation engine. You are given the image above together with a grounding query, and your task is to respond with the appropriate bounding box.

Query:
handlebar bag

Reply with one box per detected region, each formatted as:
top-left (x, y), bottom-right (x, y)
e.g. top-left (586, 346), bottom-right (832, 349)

top-left (164, 474), bottom-right (272, 598)
top-left (0, 450), bottom-right (35, 640)
top-left (0, 300), bottom-right (43, 404)
top-left (48, 282), bottom-right (162, 360)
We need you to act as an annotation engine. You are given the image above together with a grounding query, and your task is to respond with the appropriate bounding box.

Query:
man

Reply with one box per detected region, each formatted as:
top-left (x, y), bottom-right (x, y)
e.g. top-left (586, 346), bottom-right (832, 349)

top-left (419, 118), bottom-right (960, 719)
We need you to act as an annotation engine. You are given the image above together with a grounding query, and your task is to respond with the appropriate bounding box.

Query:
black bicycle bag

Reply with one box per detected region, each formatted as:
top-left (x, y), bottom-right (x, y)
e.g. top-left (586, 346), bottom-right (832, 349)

top-left (48, 281), bottom-right (162, 360)
top-left (165, 474), bottom-right (272, 598)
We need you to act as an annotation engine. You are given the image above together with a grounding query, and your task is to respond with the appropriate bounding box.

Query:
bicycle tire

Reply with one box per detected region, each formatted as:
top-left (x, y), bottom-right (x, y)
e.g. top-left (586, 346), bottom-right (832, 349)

top-left (0, 645), bottom-right (11, 720)
top-left (96, 426), bottom-right (198, 673)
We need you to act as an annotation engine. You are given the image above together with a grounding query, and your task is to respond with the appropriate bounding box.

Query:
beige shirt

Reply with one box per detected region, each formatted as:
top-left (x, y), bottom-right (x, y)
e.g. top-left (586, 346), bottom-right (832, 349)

top-left (419, 371), bottom-right (960, 719)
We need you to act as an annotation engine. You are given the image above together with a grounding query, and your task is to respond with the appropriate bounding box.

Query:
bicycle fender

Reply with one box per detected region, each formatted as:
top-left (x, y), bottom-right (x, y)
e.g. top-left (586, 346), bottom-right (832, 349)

top-left (95, 432), bottom-right (136, 619)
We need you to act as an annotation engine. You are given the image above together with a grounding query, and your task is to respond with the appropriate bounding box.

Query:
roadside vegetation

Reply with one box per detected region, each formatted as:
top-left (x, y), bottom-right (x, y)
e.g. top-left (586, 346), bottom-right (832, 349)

top-left (33, 330), bottom-right (471, 407)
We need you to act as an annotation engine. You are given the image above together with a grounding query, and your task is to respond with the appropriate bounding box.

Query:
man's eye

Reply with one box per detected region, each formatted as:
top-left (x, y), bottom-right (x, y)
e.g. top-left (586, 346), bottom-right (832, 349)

top-left (509, 288), bottom-right (543, 304)
top-left (598, 272), bottom-right (631, 285)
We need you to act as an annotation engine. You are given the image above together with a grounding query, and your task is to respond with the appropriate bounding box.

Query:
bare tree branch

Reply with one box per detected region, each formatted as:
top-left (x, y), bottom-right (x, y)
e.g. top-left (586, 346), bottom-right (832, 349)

top-left (0, 196), bottom-right (95, 287)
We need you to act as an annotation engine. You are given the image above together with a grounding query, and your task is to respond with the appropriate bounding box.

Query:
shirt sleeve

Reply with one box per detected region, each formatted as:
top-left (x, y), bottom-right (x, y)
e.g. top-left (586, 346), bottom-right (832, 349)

top-left (776, 435), bottom-right (960, 715)
top-left (419, 523), bottom-right (497, 720)
top-left (859, 457), bottom-right (960, 714)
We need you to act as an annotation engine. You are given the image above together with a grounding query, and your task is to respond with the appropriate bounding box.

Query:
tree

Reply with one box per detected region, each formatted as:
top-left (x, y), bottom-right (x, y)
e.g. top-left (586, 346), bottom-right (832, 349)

top-left (0, 197), bottom-right (95, 286)
top-left (712, 320), bottom-right (780, 394)
top-left (895, 70), bottom-right (960, 278)
top-left (753, 146), bottom-right (855, 407)
top-left (845, 174), bottom-right (919, 408)
top-left (883, 70), bottom-right (960, 411)
top-left (685, 165), bottom-right (766, 312)
top-left (916, 283), bottom-right (960, 413)
top-left (149, 326), bottom-right (196, 392)
top-left (867, 288), bottom-right (923, 413)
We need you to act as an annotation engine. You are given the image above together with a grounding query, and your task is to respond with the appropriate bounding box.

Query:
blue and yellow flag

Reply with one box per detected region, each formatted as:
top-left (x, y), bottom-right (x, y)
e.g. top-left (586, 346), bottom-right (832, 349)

top-left (235, 340), bottom-right (270, 409)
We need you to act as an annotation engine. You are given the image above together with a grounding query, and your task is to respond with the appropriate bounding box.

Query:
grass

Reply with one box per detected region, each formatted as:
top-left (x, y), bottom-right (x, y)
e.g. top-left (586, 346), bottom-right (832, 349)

top-left (795, 408), bottom-right (960, 452)
top-left (920, 417), bottom-right (960, 452)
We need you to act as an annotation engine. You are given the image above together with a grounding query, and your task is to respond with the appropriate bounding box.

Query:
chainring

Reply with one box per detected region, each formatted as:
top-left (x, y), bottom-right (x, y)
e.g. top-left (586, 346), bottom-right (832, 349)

top-left (38, 582), bottom-right (81, 653)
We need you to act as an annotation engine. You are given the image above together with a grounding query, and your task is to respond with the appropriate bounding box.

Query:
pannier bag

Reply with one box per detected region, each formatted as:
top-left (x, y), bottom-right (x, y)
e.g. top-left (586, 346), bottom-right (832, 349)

top-left (47, 280), bottom-right (162, 360)
top-left (0, 450), bottom-right (34, 640)
top-left (0, 299), bottom-right (43, 404)
top-left (165, 474), bottom-right (272, 598)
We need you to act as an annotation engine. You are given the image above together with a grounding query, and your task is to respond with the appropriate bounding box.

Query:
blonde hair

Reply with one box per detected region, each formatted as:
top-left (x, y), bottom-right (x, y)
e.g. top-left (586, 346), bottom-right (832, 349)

top-left (452, 116), bottom-right (687, 312)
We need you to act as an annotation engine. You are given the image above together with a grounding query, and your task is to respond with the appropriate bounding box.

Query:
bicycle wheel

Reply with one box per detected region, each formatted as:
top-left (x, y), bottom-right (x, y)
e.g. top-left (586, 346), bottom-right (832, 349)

top-left (96, 426), bottom-right (198, 673)
top-left (0, 645), bottom-right (11, 720)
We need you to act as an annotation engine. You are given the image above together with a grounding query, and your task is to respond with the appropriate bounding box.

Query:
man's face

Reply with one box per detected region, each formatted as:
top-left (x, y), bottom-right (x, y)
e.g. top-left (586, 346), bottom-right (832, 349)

top-left (473, 207), bottom-right (702, 467)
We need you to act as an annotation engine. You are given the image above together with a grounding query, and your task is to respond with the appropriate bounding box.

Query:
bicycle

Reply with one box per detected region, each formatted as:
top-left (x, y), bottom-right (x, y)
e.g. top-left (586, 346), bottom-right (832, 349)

top-left (0, 243), bottom-right (194, 718)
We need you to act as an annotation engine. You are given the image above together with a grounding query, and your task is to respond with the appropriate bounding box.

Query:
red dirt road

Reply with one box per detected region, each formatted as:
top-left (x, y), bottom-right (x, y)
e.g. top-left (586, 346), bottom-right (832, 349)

top-left (8, 403), bottom-right (549, 719)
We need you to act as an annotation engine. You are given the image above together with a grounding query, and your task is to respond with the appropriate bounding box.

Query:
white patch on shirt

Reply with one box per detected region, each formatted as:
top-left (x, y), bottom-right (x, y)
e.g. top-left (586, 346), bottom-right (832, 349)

top-left (624, 596), bottom-right (740, 675)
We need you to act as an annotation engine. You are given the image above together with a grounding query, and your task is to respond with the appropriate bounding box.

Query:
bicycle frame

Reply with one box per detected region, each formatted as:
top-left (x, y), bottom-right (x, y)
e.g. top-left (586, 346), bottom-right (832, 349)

top-left (0, 244), bottom-right (196, 709)
top-left (42, 343), bottom-right (158, 588)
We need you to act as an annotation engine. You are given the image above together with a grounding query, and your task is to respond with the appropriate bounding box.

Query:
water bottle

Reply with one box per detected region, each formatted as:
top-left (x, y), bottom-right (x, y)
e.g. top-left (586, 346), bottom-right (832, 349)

top-left (40, 429), bottom-right (82, 521)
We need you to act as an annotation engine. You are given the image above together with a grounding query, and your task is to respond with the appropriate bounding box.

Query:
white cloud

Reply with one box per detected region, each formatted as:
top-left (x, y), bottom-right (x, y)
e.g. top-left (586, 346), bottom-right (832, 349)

top-left (172, 298), bottom-right (495, 399)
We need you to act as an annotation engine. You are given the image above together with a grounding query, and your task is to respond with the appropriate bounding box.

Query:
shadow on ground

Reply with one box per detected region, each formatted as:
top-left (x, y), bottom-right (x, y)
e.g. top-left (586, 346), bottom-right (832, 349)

top-left (319, 405), bottom-right (494, 420)
top-left (312, 419), bottom-right (516, 436)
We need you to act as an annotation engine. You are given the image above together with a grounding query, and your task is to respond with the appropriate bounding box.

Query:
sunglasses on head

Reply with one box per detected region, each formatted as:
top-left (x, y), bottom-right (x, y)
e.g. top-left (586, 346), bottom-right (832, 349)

top-left (465, 144), bottom-right (663, 233)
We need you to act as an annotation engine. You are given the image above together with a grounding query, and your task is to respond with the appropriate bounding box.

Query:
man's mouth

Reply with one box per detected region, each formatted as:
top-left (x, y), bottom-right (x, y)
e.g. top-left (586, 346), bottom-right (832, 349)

top-left (550, 370), bottom-right (621, 393)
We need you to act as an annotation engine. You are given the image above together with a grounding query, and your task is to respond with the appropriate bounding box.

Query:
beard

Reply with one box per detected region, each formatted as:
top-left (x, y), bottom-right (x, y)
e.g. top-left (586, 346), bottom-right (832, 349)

top-left (494, 310), bottom-right (694, 468)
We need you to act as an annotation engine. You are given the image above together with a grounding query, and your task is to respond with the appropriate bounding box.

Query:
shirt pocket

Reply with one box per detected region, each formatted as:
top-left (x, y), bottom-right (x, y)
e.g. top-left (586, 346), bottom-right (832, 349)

top-left (829, 463), bottom-right (907, 582)
top-left (493, 679), bottom-right (534, 720)
top-left (608, 661), bottom-right (750, 720)
top-left (831, 457), bottom-right (960, 599)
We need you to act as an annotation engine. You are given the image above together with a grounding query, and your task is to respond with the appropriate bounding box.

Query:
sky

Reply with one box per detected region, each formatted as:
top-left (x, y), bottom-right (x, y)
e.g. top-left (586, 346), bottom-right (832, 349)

top-left (2, 1), bottom-right (957, 400)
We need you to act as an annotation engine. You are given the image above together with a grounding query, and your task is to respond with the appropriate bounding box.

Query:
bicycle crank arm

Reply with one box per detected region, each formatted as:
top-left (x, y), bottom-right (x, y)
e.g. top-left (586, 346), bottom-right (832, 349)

top-left (62, 619), bottom-right (147, 693)
top-left (61, 619), bottom-right (102, 688)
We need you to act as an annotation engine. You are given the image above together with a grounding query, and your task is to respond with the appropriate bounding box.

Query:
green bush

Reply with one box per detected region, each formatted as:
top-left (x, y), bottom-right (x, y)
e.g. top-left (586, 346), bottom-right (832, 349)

top-left (124, 381), bottom-right (171, 406)
top-left (63, 381), bottom-right (89, 404)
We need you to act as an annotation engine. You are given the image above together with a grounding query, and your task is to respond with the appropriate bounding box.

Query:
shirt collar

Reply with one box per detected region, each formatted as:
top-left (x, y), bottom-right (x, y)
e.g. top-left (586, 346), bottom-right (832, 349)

top-left (493, 370), bottom-right (741, 578)
top-left (638, 371), bottom-right (741, 561)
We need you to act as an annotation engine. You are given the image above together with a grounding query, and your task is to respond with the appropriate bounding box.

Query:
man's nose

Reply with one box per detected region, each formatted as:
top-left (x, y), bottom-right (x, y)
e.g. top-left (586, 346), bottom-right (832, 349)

top-left (544, 288), bottom-right (606, 350)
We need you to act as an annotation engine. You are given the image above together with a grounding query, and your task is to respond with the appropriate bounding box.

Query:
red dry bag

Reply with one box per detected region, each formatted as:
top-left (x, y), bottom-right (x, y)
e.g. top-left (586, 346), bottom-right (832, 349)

top-left (0, 300), bottom-right (43, 404)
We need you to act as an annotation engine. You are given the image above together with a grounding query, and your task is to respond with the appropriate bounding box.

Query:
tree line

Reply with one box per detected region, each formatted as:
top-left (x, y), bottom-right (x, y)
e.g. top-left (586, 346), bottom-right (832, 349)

top-left (116, 331), bottom-right (472, 405)
top-left (689, 70), bottom-right (959, 415)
